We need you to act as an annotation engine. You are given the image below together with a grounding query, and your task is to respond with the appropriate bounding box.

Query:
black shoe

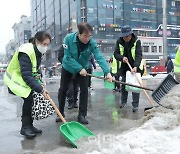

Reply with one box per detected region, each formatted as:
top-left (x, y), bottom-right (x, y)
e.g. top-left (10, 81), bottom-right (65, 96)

top-left (120, 103), bottom-right (126, 108)
top-left (132, 106), bottom-right (138, 112)
top-left (55, 113), bottom-right (65, 122)
top-left (73, 102), bottom-right (78, 108)
top-left (20, 126), bottom-right (36, 139)
top-left (78, 115), bottom-right (89, 124)
top-left (31, 125), bottom-right (42, 134)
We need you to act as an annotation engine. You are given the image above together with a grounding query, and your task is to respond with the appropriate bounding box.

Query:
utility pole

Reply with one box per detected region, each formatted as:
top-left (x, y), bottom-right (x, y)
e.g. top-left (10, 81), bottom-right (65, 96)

top-left (68, 0), bottom-right (72, 33)
top-left (162, 0), bottom-right (167, 58)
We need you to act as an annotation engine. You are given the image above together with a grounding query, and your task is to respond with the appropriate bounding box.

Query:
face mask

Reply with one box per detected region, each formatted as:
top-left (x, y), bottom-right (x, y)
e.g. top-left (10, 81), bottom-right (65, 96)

top-left (37, 44), bottom-right (48, 54)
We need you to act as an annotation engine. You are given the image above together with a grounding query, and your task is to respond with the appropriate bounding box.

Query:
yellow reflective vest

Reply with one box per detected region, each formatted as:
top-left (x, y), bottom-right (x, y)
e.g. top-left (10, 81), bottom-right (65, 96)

top-left (111, 55), bottom-right (119, 74)
top-left (174, 46), bottom-right (180, 73)
top-left (4, 43), bottom-right (37, 98)
top-left (118, 40), bottom-right (143, 70)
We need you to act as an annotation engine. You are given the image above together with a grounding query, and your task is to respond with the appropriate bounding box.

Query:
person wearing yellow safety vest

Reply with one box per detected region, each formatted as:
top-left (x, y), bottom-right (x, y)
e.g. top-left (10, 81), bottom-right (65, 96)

top-left (114, 25), bottom-right (144, 112)
top-left (4, 31), bottom-right (51, 139)
top-left (174, 46), bottom-right (180, 82)
top-left (109, 55), bottom-right (121, 92)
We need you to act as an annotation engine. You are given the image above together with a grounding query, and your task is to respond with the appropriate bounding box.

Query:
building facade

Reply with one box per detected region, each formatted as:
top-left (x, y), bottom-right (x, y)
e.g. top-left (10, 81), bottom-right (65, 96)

top-left (5, 39), bottom-right (16, 62)
top-left (31, 0), bottom-right (77, 67)
top-left (12, 15), bottom-right (31, 49)
top-left (30, 0), bottom-right (180, 67)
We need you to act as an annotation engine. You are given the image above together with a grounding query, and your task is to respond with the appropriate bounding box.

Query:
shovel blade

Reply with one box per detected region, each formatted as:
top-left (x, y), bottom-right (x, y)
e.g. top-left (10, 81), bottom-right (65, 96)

top-left (152, 74), bottom-right (179, 103)
top-left (60, 121), bottom-right (95, 148)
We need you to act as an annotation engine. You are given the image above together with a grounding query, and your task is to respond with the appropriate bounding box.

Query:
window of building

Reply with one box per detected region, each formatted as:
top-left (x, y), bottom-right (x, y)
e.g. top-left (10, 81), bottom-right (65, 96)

top-left (143, 46), bottom-right (149, 52)
top-left (87, 0), bottom-right (96, 7)
top-left (131, 12), bottom-right (140, 20)
top-left (140, 13), bottom-right (156, 22)
top-left (172, 1), bottom-right (175, 7)
top-left (159, 46), bottom-right (162, 53)
top-left (87, 16), bottom-right (97, 24)
top-left (105, 18), bottom-right (113, 24)
top-left (88, 8), bottom-right (94, 14)
top-left (106, 9), bottom-right (113, 18)
top-left (170, 16), bottom-right (177, 23)
top-left (152, 46), bottom-right (157, 52)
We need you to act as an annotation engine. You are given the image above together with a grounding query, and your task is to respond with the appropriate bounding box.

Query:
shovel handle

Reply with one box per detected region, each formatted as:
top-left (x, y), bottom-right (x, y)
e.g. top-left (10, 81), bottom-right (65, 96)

top-left (126, 61), bottom-right (155, 107)
top-left (87, 73), bottom-right (154, 91)
top-left (47, 94), bottom-right (66, 123)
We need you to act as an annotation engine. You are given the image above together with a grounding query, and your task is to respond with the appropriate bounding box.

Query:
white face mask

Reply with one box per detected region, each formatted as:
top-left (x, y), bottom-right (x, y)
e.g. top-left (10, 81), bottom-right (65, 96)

top-left (37, 44), bottom-right (48, 54)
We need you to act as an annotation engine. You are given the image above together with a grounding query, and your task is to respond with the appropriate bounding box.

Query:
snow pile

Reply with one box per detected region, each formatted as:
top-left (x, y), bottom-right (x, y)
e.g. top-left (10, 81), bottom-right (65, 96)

top-left (86, 85), bottom-right (180, 154)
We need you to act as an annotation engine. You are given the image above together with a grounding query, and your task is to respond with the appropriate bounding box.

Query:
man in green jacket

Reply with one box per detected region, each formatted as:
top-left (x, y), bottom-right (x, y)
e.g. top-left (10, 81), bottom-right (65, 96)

top-left (56, 22), bottom-right (113, 124)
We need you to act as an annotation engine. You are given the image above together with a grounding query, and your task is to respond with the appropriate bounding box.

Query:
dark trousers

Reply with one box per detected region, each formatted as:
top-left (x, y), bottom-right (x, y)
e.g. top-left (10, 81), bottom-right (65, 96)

top-left (58, 67), bottom-right (89, 116)
top-left (87, 69), bottom-right (92, 87)
top-left (66, 79), bottom-right (79, 103)
top-left (121, 74), bottom-right (140, 107)
top-left (8, 87), bottom-right (33, 123)
top-left (22, 92), bottom-right (33, 117)
top-left (111, 73), bottom-right (120, 89)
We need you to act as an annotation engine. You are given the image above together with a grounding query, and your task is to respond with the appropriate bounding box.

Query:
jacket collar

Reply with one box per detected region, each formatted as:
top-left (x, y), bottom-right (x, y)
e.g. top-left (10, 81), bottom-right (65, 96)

top-left (73, 32), bottom-right (78, 43)
top-left (33, 43), bottom-right (42, 57)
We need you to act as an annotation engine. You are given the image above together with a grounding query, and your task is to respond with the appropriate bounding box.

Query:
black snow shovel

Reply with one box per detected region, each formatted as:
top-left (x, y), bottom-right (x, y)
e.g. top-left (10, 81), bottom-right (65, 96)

top-left (87, 72), bottom-right (155, 110)
top-left (87, 71), bottom-right (179, 111)
top-left (87, 73), bottom-right (154, 91)
top-left (143, 74), bottom-right (179, 111)
top-left (47, 94), bottom-right (95, 148)
top-left (151, 73), bottom-right (179, 106)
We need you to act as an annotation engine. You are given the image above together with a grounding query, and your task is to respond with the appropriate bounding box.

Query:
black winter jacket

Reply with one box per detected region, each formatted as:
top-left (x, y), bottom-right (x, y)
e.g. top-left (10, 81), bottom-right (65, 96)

top-left (165, 57), bottom-right (174, 73)
top-left (18, 44), bottom-right (43, 93)
top-left (58, 45), bottom-right (64, 63)
top-left (114, 34), bottom-right (143, 75)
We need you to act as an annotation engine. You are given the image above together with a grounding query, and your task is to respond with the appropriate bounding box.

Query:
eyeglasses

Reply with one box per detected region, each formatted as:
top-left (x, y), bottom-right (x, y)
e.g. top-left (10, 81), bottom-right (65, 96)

top-left (80, 34), bottom-right (92, 39)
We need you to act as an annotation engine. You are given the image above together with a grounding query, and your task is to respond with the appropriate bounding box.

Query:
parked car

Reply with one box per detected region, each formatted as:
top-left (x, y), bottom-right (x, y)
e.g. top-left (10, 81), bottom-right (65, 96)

top-left (149, 65), bottom-right (167, 77)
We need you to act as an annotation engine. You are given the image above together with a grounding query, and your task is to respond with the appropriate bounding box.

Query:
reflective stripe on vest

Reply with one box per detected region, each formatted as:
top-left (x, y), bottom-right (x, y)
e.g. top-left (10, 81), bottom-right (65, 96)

top-left (118, 39), bottom-right (143, 70)
top-left (174, 48), bottom-right (180, 73)
top-left (3, 43), bottom-right (37, 98)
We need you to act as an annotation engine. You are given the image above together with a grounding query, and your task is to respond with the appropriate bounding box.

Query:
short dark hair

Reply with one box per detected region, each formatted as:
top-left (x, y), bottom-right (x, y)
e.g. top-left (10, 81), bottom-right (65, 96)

top-left (77, 22), bottom-right (93, 34)
top-left (34, 31), bottom-right (52, 44)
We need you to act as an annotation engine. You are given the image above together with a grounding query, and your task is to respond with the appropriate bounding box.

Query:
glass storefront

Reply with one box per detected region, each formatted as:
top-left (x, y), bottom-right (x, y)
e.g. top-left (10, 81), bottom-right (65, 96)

top-left (31, 0), bottom-right (180, 66)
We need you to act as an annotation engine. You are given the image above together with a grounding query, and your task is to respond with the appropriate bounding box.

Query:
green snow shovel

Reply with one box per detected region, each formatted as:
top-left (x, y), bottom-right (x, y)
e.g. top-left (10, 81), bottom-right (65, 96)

top-left (47, 94), bottom-right (95, 148)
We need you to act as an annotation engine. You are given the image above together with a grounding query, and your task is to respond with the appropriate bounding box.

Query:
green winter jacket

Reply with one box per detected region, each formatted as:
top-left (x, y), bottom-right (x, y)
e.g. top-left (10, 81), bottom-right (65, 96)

top-left (62, 32), bottom-right (110, 75)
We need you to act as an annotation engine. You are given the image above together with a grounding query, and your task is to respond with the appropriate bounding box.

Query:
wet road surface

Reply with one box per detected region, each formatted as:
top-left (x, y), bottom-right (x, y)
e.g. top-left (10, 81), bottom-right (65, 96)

top-left (0, 73), bottom-right (165, 154)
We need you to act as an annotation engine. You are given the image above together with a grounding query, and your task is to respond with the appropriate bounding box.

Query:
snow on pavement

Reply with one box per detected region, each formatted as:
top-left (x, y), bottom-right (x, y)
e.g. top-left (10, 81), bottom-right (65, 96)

top-left (86, 84), bottom-right (180, 154)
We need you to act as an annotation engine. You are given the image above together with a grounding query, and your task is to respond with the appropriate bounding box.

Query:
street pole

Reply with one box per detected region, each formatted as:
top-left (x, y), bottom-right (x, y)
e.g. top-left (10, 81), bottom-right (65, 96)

top-left (162, 0), bottom-right (167, 58)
